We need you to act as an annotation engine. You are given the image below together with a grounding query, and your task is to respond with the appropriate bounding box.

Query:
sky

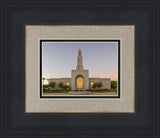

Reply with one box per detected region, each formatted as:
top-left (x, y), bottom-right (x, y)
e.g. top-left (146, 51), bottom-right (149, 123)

top-left (42, 42), bottom-right (118, 81)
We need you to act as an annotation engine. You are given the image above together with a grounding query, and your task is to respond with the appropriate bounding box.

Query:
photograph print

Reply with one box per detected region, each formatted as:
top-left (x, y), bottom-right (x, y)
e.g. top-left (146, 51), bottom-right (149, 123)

top-left (40, 40), bottom-right (120, 98)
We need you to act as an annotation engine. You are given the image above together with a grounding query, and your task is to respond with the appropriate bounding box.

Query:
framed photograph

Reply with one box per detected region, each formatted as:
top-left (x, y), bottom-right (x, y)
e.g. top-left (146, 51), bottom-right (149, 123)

top-left (1, 0), bottom-right (159, 138)
top-left (25, 25), bottom-right (134, 113)
top-left (40, 40), bottom-right (120, 98)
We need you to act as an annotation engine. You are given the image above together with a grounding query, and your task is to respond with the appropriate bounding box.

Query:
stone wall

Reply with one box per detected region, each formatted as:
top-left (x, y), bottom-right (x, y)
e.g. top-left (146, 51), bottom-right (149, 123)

top-left (71, 69), bottom-right (89, 90)
top-left (89, 78), bottom-right (111, 89)
top-left (48, 76), bottom-right (111, 90)
top-left (48, 78), bottom-right (71, 90)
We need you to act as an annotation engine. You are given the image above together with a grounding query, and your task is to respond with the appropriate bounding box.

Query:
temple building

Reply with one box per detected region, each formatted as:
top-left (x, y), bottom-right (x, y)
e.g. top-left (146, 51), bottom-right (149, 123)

top-left (48, 45), bottom-right (111, 90)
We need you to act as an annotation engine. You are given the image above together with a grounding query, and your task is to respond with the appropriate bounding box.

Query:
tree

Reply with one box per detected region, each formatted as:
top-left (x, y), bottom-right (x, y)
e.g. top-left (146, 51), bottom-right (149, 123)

top-left (96, 81), bottom-right (103, 90)
top-left (58, 82), bottom-right (64, 90)
top-left (111, 81), bottom-right (117, 89)
top-left (48, 81), bottom-right (56, 88)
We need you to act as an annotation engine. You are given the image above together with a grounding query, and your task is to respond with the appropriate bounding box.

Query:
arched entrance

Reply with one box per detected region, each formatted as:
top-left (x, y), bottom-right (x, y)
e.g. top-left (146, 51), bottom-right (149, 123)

top-left (76, 76), bottom-right (84, 89)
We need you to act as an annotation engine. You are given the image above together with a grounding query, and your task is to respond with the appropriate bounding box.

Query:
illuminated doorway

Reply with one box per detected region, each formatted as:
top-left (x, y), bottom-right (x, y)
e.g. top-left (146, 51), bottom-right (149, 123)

top-left (76, 76), bottom-right (84, 89)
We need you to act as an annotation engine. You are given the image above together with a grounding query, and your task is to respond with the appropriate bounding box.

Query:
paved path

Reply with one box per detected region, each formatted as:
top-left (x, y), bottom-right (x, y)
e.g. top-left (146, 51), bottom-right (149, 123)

top-left (43, 91), bottom-right (117, 96)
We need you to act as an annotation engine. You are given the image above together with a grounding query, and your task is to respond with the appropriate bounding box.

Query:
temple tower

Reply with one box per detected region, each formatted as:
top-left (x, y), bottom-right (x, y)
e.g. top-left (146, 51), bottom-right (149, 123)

top-left (76, 45), bottom-right (84, 70)
top-left (71, 44), bottom-right (89, 90)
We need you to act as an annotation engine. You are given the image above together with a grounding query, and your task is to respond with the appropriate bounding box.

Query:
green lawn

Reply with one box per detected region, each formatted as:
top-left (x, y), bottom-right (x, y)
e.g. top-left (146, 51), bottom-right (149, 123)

top-left (87, 89), bottom-right (117, 92)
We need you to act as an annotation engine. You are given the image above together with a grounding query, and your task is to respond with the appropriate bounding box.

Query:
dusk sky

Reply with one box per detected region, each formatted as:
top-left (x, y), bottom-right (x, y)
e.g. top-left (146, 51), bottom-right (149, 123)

top-left (42, 42), bottom-right (118, 81)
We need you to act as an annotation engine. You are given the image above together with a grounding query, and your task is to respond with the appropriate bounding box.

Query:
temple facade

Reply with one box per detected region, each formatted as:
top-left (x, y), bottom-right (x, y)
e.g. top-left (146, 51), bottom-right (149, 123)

top-left (48, 45), bottom-right (111, 90)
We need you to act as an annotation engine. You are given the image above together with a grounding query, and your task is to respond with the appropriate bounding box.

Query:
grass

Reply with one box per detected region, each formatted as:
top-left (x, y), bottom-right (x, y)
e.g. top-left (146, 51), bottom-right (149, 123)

top-left (87, 89), bottom-right (117, 93)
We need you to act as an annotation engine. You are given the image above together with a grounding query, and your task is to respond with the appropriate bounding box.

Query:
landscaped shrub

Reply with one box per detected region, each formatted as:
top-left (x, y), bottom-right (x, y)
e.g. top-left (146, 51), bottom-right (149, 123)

top-left (43, 84), bottom-right (49, 91)
top-left (48, 81), bottom-right (56, 88)
top-left (111, 81), bottom-right (117, 89)
top-left (63, 85), bottom-right (70, 90)
top-left (58, 82), bottom-right (64, 89)
top-left (92, 81), bottom-right (103, 90)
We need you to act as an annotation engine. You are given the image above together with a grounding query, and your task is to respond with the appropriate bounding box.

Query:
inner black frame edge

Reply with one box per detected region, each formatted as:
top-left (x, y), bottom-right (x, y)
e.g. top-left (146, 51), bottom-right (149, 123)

top-left (40, 40), bottom-right (120, 98)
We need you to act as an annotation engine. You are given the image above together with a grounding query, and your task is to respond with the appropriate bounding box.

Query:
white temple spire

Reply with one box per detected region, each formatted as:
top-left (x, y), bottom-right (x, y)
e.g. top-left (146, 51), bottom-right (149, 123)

top-left (76, 44), bottom-right (83, 70)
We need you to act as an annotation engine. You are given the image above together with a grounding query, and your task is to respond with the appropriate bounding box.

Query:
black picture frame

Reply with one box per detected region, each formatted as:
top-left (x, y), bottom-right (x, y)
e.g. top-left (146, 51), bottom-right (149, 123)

top-left (40, 39), bottom-right (120, 98)
top-left (1, 0), bottom-right (160, 138)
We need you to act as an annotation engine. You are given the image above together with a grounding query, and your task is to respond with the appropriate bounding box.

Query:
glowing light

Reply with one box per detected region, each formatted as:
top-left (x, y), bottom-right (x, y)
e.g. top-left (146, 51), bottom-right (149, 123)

top-left (91, 82), bottom-right (94, 89)
top-left (100, 75), bottom-right (104, 78)
top-left (76, 77), bottom-right (83, 89)
top-left (115, 74), bottom-right (118, 81)
top-left (66, 82), bottom-right (69, 86)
